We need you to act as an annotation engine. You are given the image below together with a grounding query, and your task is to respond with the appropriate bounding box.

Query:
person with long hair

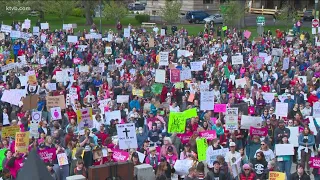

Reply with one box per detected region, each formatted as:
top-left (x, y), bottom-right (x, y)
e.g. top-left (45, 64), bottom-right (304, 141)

top-left (180, 143), bottom-right (196, 160)
top-left (298, 126), bottom-right (315, 174)
top-left (254, 140), bottom-right (275, 162)
top-left (251, 151), bottom-right (268, 180)
top-left (156, 162), bottom-right (168, 180)
top-left (276, 135), bottom-right (293, 179)
top-left (196, 162), bottom-right (205, 180)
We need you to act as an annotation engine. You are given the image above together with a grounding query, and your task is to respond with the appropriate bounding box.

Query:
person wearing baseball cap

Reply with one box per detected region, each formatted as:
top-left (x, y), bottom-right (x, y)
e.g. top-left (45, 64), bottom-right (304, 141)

top-left (274, 119), bottom-right (290, 144)
top-left (206, 160), bottom-right (227, 179)
top-left (225, 142), bottom-right (241, 178)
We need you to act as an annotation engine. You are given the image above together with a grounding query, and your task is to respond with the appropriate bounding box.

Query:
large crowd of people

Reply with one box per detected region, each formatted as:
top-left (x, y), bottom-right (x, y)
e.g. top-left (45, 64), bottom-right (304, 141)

top-left (0, 17), bottom-right (318, 180)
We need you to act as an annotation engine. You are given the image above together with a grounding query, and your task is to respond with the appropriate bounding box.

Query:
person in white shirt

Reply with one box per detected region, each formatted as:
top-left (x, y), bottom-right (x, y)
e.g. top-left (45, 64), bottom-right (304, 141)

top-left (301, 102), bottom-right (312, 118)
top-left (2, 108), bottom-right (10, 126)
top-left (242, 93), bottom-right (254, 106)
top-left (225, 142), bottom-right (241, 178)
top-left (170, 102), bottom-right (180, 112)
top-left (254, 141), bottom-right (275, 162)
top-left (93, 114), bottom-right (104, 130)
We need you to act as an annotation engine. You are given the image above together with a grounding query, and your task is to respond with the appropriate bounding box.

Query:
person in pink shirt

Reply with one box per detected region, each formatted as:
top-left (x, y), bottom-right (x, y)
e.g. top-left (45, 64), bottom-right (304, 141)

top-left (5, 151), bottom-right (24, 179)
top-left (160, 137), bottom-right (177, 157)
top-left (165, 146), bottom-right (178, 168)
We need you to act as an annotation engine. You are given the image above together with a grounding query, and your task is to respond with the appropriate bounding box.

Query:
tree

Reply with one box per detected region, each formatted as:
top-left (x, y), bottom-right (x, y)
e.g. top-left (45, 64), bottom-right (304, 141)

top-left (81, 0), bottom-right (98, 25)
top-left (23, 0), bottom-right (46, 20)
top-left (276, 2), bottom-right (299, 30)
top-left (221, 1), bottom-right (245, 28)
top-left (0, 1), bottom-right (29, 19)
top-left (43, 1), bottom-right (76, 23)
top-left (103, 0), bottom-right (128, 24)
top-left (160, 0), bottom-right (182, 25)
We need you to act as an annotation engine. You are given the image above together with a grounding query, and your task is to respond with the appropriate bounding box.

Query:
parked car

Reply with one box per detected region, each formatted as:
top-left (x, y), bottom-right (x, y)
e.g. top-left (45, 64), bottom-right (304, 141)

top-left (128, 3), bottom-right (145, 11)
top-left (303, 10), bottom-right (314, 21)
top-left (186, 11), bottom-right (210, 24)
top-left (203, 14), bottom-right (224, 24)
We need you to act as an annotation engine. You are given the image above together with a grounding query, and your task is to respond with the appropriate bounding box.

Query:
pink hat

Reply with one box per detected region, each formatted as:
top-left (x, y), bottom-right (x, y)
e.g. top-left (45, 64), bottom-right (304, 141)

top-left (243, 164), bottom-right (251, 169)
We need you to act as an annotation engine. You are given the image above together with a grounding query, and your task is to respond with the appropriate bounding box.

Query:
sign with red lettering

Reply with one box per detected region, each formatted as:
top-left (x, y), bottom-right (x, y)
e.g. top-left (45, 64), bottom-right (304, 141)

top-left (38, 148), bottom-right (57, 163)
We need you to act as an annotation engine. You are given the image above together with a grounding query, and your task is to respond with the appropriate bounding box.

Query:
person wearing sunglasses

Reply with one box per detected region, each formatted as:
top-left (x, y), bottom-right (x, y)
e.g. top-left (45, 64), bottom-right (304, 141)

top-left (251, 151), bottom-right (268, 180)
top-left (239, 164), bottom-right (255, 180)
top-left (254, 141), bottom-right (275, 163)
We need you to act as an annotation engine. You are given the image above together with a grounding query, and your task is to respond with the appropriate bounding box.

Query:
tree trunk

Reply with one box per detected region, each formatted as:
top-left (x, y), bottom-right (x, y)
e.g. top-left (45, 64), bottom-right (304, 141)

top-left (84, 0), bottom-right (94, 25)
top-left (239, 0), bottom-right (246, 28)
top-left (39, 11), bottom-right (44, 21)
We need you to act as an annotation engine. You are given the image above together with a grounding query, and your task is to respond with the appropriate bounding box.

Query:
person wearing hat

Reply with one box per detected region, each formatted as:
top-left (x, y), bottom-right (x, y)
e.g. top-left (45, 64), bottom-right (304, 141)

top-left (206, 160), bottom-right (227, 179)
top-left (274, 119), bottom-right (290, 144)
top-left (137, 126), bottom-right (148, 148)
top-left (145, 147), bottom-right (159, 170)
top-left (148, 122), bottom-right (162, 146)
top-left (95, 124), bottom-right (108, 146)
top-left (225, 142), bottom-right (241, 178)
top-left (239, 164), bottom-right (255, 180)
top-left (284, 93), bottom-right (295, 113)
top-left (46, 162), bottom-right (58, 180)
top-left (104, 148), bottom-right (116, 163)
top-left (160, 137), bottom-right (177, 157)
top-left (165, 145), bottom-right (178, 170)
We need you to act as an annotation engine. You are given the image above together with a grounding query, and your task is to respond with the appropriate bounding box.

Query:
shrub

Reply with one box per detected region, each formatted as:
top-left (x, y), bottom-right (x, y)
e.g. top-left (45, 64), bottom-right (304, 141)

top-left (71, 8), bottom-right (85, 17)
top-left (135, 14), bottom-right (150, 23)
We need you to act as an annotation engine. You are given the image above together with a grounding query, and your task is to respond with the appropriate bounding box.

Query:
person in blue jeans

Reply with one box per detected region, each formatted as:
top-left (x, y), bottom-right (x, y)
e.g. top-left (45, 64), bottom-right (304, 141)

top-left (277, 135), bottom-right (292, 180)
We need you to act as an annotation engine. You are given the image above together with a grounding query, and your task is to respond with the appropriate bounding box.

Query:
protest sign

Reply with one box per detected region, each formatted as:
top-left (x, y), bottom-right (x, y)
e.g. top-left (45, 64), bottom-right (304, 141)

top-left (240, 115), bottom-right (262, 129)
top-left (200, 91), bottom-right (214, 110)
top-left (170, 69), bottom-right (180, 83)
top-left (47, 83), bottom-right (57, 91)
top-left (105, 46), bottom-right (112, 55)
top-left (190, 61), bottom-right (204, 71)
top-left (155, 69), bottom-right (166, 83)
top-left (132, 88), bottom-right (144, 97)
top-left (249, 127), bottom-right (268, 136)
top-left (33, 26), bottom-right (39, 35)
top-left (310, 157), bottom-right (320, 168)
top-left (0, 33), bottom-right (4, 40)
top-left (15, 132), bottom-right (30, 153)
top-left (116, 95), bottom-right (129, 103)
top-left (0, 149), bottom-right (6, 170)
top-left (288, 127), bottom-right (299, 147)
top-left (177, 132), bottom-right (193, 144)
top-left (10, 30), bottom-right (21, 38)
top-left (79, 65), bottom-right (89, 73)
top-left (77, 108), bottom-right (93, 130)
top-left (168, 112), bottom-right (186, 133)
top-left (112, 149), bottom-right (130, 162)
top-left (282, 57), bottom-right (289, 70)
top-left (231, 103), bottom-right (248, 115)
top-left (206, 148), bottom-right (229, 167)
top-left (38, 148), bottom-right (57, 163)
top-left (243, 30), bottom-right (251, 39)
top-left (123, 28), bottom-right (130, 38)
top-left (1, 63), bottom-right (17, 72)
top-left (275, 102), bottom-right (288, 117)
top-left (214, 104), bottom-right (227, 113)
top-left (63, 24), bottom-right (72, 30)
top-left (269, 171), bottom-right (285, 180)
top-left (183, 108), bottom-right (197, 119)
top-left (275, 144), bottom-right (294, 156)
top-left (262, 92), bottom-right (276, 103)
top-left (1, 25), bottom-right (12, 33)
top-left (67, 35), bottom-right (78, 43)
top-left (235, 78), bottom-right (246, 88)
top-left (199, 130), bottom-right (217, 141)
top-left (313, 102), bottom-right (320, 117)
top-left (225, 108), bottom-right (238, 130)
top-left (1, 89), bottom-right (25, 106)
top-left (159, 52), bottom-right (169, 66)
top-left (180, 69), bottom-right (192, 80)
top-left (1, 126), bottom-right (20, 138)
top-left (105, 110), bottom-right (121, 125)
top-left (271, 48), bottom-right (283, 57)
top-left (116, 123), bottom-right (138, 149)
top-left (174, 159), bottom-right (194, 176)
top-left (50, 107), bottom-right (62, 120)
top-left (30, 120), bottom-right (40, 138)
top-left (57, 153), bottom-right (69, 166)
top-left (196, 138), bottom-right (208, 161)
top-left (232, 55), bottom-right (244, 65)
top-left (40, 23), bottom-right (49, 29)
top-left (31, 110), bottom-right (42, 122)
top-left (46, 95), bottom-right (66, 109)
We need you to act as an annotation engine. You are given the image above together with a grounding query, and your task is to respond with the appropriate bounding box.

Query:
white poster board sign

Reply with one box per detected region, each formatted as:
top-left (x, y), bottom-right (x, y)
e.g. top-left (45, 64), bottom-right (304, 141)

top-left (159, 52), bottom-right (169, 66)
top-left (232, 55), bottom-right (244, 65)
top-left (275, 144), bottom-right (294, 156)
top-left (116, 123), bottom-right (138, 149)
top-left (155, 69), bottom-right (165, 83)
top-left (50, 107), bottom-right (62, 120)
top-left (67, 35), bottom-right (78, 43)
top-left (275, 102), bottom-right (288, 117)
top-left (200, 91), bottom-right (214, 110)
top-left (105, 110), bottom-right (121, 125)
top-left (240, 115), bottom-right (262, 129)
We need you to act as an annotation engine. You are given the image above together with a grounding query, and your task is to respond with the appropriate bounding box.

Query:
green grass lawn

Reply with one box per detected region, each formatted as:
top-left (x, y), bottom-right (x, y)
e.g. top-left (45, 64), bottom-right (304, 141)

top-left (1, 14), bottom-right (312, 39)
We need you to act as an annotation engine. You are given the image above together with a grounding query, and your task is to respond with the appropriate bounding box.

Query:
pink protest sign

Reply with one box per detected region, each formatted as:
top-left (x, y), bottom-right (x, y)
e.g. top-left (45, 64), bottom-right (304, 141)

top-left (170, 69), bottom-right (181, 83)
top-left (177, 132), bottom-right (193, 144)
top-left (310, 157), bottom-right (320, 168)
top-left (299, 126), bottom-right (304, 133)
top-left (73, 58), bottom-right (81, 64)
top-left (155, 146), bottom-right (161, 157)
top-left (249, 127), bottom-right (268, 136)
top-left (214, 104), bottom-right (227, 113)
top-left (199, 130), bottom-right (217, 140)
top-left (211, 117), bottom-right (217, 124)
top-left (244, 30), bottom-right (251, 39)
top-left (38, 148), bottom-right (57, 163)
top-left (112, 149), bottom-right (129, 162)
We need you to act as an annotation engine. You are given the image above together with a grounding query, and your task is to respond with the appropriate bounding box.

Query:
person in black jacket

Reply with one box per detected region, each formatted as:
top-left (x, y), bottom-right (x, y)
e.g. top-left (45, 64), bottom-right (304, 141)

top-left (206, 161), bottom-right (227, 180)
top-left (251, 151), bottom-right (268, 180)
top-left (291, 163), bottom-right (311, 180)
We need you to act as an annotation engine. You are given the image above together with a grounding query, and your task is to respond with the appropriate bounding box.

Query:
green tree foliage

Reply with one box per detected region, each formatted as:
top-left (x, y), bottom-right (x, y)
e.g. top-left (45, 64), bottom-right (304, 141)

top-left (275, 3), bottom-right (300, 29)
top-left (0, 0), bottom-right (29, 18)
top-left (103, 1), bottom-right (128, 24)
top-left (160, 0), bottom-right (182, 24)
top-left (43, 1), bottom-right (76, 22)
top-left (221, 1), bottom-right (245, 28)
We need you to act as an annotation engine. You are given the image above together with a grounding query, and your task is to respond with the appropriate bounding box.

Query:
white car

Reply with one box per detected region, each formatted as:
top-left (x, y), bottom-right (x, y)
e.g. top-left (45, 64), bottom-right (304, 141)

top-left (203, 14), bottom-right (224, 24)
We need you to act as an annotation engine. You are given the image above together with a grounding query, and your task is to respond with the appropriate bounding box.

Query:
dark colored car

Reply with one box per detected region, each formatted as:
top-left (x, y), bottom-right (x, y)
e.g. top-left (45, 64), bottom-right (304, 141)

top-left (128, 3), bottom-right (145, 11)
top-left (186, 11), bottom-right (210, 24)
top-left (303, 10), bottom-right (314, 21)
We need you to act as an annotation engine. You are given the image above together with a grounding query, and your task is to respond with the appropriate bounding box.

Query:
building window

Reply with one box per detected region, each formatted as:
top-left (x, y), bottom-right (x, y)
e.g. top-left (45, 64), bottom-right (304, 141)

top-left (203, 0), bottom-right (214, 4)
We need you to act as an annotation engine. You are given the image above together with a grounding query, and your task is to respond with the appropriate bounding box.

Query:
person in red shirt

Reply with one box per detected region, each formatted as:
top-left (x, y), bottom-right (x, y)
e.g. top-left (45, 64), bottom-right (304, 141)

top-left (65, 127), bottom-right (75, 146)
top-left (96, 125), bottom-right (108, 146)
top-left (261, 81), bottom-right (271, 92)
top-left (308, 91), bottom-right (318, 106)
top-left (66, 106), bottom-right (77, 120)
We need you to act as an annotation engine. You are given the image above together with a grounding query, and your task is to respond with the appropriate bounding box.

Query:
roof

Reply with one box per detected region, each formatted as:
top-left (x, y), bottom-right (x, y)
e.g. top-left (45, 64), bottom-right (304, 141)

top-left (16, 149), bottom-right (54, 180)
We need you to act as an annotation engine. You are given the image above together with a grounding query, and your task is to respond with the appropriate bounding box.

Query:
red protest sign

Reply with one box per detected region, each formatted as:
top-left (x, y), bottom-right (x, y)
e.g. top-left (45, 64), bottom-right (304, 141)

top-left (214, 104), bottom-right (227, 113)
top-left (249, 127), bottom-right (268, 136)
top-left (170, 69), bottom-right (181, 83)
top-left (38, 148), bottom-right (57, 163)
top-left (199, 130), bottom-right (217, 140)
top-left (310, 157), bottom-right (320, 168)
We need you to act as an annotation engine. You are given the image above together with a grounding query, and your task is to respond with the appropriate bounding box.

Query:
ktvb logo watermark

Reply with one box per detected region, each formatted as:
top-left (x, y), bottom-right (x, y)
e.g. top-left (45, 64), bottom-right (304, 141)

top-left (6, 6), bottom-right (31, 11)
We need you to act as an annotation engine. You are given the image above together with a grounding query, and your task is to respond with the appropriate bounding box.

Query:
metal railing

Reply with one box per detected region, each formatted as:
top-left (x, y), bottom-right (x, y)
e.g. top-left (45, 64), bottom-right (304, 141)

top-left (249, 6), bottom-right (304, 17)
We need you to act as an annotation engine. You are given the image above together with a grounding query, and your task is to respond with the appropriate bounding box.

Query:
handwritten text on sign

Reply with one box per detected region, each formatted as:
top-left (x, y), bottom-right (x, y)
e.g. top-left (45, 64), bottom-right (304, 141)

top-left (168, 112), bottom-right (186, 133)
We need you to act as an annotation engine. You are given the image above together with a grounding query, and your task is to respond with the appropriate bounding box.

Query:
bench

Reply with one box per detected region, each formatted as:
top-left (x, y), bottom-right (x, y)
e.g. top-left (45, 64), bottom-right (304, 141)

top-left (141, 22), bottom-right (156, 28)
